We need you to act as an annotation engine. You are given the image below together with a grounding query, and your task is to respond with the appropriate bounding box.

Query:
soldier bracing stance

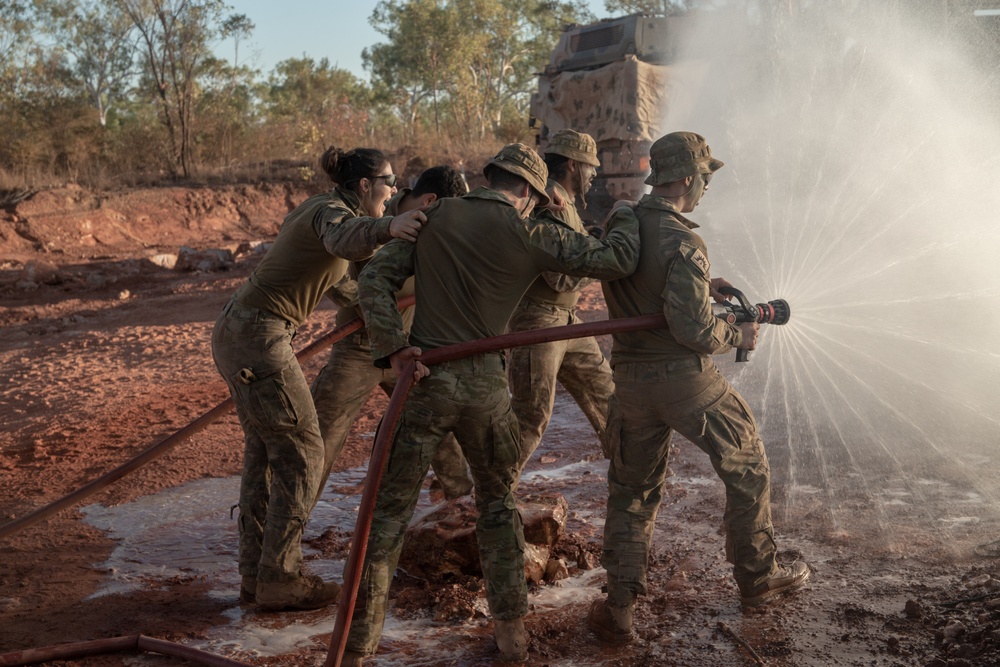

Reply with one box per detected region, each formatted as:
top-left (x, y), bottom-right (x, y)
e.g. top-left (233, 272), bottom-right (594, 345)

top-left (508, 129), bottom-right (615, 477)
top-left (588, 132), bottom-right (811, 644)
top-left (310, 165), bottom-right (474, 506)
top-left (211, 147), bottom-right (425, 612)
top-left (342, 143), bottom-right (640, 665)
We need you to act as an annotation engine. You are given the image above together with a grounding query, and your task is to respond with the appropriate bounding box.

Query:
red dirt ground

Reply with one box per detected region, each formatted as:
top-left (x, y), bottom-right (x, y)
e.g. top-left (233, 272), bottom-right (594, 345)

top-left (2, 185), bottom-right (999, 667)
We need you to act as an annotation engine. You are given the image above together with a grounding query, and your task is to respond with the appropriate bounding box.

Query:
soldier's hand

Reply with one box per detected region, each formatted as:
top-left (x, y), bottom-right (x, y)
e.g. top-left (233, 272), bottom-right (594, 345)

top-left (390, 346), bottom-right (430, 383)
top-left (389, 209), bottom-right (426, 242)
top-left (710, 277), bottom-right (733, 304)
top-left (736, 322), bottom-right (760, 350)
top-left (544, 186), bottom-right (566, 212)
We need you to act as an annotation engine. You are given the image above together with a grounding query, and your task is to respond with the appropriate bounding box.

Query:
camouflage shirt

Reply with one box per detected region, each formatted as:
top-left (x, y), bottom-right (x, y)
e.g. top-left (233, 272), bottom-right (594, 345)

top-left (359, 187), bottom-right (640, 366)
top-left (519, 179), bottom-right (595, 310)
top-left (233, 186), bottom-right (393, 327)
top-left (602, 194), bottom-right (742, 366)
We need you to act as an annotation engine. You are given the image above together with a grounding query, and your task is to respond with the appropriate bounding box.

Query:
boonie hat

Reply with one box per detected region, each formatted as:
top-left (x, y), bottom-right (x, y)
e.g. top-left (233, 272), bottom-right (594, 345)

top-left (644, 131), bottom-right (724, 186)
top-left (545, 129), bottom-right (600, 167)
top-left (484, 143), bottom-right (550, 207)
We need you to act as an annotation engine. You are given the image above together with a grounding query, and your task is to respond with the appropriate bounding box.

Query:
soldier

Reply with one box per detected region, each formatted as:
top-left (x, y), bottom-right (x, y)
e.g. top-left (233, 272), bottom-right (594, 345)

top-left (508, 129), bottom-right (614, 475)
top-left (588, 132), bottom-right (810, 644)
top-left (342, 143), bottom-right (640, 665)
top-left (211, 146), bottom-right (425, 612)
top-left (310, 166), bottom-right (474, 506)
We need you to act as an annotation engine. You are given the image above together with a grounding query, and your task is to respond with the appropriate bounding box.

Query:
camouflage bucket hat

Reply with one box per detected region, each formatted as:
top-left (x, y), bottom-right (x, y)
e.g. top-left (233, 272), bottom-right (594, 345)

top-left (545, 129), bottom-right (600, 167)
top-left (644, 131), bottom-right (725, 186)
top-left (484, 143), bottom-right (551, 207)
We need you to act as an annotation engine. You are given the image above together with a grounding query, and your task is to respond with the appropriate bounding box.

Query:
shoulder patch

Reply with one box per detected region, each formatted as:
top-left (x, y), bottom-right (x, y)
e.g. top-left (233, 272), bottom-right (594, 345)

top-left (680, 242), bottom-right (710, 276)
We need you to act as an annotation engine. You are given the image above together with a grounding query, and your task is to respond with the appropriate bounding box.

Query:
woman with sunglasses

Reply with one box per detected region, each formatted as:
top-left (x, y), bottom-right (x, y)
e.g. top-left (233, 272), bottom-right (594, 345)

top-left (211, 146), bottom-right (423, 612)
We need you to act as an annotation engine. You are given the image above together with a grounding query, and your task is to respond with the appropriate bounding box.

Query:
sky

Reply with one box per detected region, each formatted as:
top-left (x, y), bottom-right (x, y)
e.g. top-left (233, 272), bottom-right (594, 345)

top-left (226, 0), bottom-right (613, 79)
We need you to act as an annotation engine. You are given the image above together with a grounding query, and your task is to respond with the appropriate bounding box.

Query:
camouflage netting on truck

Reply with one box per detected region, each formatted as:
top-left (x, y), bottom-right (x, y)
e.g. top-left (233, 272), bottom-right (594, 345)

top-left (532, 56), bottom-right (709, 216)
top-left (534, 56), bottom-right (669, 147)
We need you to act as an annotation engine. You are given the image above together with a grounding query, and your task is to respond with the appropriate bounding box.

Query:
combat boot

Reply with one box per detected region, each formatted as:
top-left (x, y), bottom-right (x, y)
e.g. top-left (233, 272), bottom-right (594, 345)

top-left (586, 599), bottom-right (634, 644)
top-left (255, 574), bottom-right (342, 612)
top-left (740, 560), bottom-right (811, 607)
top-left (340, 651), bottom-right (367, 666)
top-left (240, 575), bottom-right (256, 604)
top-left (494, 617), bottom-right (529, 662)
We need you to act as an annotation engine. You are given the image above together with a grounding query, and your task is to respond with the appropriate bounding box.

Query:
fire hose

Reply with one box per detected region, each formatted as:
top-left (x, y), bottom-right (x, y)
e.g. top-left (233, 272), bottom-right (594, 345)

top-left (0, 635), bottom-right (253, 667)
top-left (324, 287), bottom-right (791, 666)
top-left (323, 312), bottom-right (668, 667)
top-left (0, 295), bottom-right (415, 542)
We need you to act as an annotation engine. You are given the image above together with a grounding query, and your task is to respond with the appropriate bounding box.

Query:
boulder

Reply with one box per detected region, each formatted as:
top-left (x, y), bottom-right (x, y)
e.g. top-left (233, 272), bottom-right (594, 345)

top-left (399, 493), bottom-right (570, 583)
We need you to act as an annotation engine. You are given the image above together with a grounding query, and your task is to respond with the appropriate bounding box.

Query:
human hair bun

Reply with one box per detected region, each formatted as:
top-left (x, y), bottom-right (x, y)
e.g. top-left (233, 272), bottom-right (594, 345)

top-left (320, 146), bottom-right (345, 183)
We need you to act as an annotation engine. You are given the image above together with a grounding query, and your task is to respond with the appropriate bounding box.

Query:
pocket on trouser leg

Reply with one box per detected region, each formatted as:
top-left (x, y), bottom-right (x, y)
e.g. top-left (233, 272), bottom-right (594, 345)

top-left (488, 406), bottom-right (521, 473)
top-left (231, 367), bottom-right (301, 432)
top-left (602, 395), bottom-right (622, 461)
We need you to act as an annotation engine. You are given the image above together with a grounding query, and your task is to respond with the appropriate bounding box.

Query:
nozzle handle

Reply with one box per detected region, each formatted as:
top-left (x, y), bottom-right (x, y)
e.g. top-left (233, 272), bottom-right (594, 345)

top-left (735, 348), bottom-right (750, 363)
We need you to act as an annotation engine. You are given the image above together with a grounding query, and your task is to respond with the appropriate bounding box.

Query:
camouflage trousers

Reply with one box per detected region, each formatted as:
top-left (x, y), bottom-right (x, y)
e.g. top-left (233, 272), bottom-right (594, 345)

top-left (211, 300), bottom-right (323, 584)
top-left (310, 329), bottom-right (473, 506)
top-left (508, 300), bottom-right (613, 472)
top-left (346, 354), bottom-right (527, 655)
top-left (602, 358), bottom-right (777, 604)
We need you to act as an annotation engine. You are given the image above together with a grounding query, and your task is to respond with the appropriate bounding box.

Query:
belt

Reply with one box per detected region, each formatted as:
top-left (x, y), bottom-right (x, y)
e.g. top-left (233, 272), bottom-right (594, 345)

top-left (223, 298), bottom-right (294, 328)
top-left (613, 355), bottom-right (710, 381)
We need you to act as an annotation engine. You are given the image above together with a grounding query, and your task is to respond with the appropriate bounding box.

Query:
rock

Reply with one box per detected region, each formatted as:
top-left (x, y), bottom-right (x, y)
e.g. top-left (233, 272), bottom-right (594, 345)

top-left (524, 543), bottom-right (550, 584)
top-left (965, 573), bottom-right (991, 589)
top-left (942, 619), bottom-right (966, 643)
top-left (904, 599), bottom-right (923, 619)
top-left (399, 493), bottom-right (570, 582)
top-left (20, 260), bottom-right (61, 285)
top-left (519, 493), bottom-right (569, 546)
top-left (175, 246), bottom-right (234, 272)
top-left (149, 254), bottom-right (178, 269)
top-left (577, 548), bottom-right (600, 570)
top-left (544, 557), bottom-right (569, 582)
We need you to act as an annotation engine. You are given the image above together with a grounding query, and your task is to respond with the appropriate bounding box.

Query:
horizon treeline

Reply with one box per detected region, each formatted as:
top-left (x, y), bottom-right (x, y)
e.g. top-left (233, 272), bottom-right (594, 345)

top-left (0, 0), bottom-right (627, 190)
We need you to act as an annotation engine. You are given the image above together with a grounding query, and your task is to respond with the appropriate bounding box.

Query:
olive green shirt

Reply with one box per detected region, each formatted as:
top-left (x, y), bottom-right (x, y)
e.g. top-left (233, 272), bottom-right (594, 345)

top-left (519, 179), bottom-right (595, 310)
top-left (602, 194), bottom-right (742, 366)
top-left (359, 187), bottom-right (640, 367)
top-left (332, 188), bottom-right (416, 330)
top-left (233, 187), bottom-right (393, 327)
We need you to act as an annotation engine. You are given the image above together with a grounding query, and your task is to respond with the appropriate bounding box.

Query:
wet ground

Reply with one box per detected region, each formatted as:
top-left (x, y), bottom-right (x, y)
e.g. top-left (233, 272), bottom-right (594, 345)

top-left (3, 253), bottom-right (1000, 667)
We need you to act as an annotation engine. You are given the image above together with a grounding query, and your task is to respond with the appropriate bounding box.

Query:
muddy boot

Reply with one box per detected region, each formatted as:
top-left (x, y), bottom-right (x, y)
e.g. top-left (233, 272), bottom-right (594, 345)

top-left (255, 574), bottom-right (342, 612)
top-left (240, 575), bottom-right (257, 604)
top-left (586, 599), bottom-right (634, 644)
top-left (740, 561), bottom-right (811, 607)
top-left (494, 617), bottom-right (528, 662)
top-left (340, 651), bottom-right (367, 666)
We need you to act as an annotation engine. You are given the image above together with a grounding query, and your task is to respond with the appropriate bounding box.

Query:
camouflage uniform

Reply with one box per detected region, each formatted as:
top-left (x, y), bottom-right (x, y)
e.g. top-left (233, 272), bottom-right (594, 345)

top-left (600, 132), bottom-right (779, 605)
top-left (310, 189), bottom-right (473, 504)
top-left (211, 186), bottom-right (395, 585)
top-left (508, 176), bottom-right (614, 473)
top-left (346, 144), bottom-right (640, 657)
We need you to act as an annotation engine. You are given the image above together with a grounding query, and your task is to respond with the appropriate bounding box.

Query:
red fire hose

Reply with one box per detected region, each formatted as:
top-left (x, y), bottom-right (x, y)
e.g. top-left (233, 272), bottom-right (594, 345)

top-left (0, 295), bottom-right (415, 542)
top-left (324, 312), bottom-right (666, 667)
top-left (0, 635), bottom-right (253, 667)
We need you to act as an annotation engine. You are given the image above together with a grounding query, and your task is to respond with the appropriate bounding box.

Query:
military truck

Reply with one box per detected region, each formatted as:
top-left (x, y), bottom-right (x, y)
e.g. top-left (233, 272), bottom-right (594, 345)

top-left (529, 13), bottom-right (691, 223)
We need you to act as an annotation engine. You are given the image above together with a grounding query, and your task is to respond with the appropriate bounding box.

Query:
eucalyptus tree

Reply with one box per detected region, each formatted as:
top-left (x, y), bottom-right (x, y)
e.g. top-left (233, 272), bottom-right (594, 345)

top-left (116, 0), bottom-right (229, 177)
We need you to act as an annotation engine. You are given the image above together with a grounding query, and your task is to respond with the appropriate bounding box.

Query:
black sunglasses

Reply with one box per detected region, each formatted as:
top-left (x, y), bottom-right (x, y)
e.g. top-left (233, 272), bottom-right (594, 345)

top-left (371, 174), bottom-right (398, 187)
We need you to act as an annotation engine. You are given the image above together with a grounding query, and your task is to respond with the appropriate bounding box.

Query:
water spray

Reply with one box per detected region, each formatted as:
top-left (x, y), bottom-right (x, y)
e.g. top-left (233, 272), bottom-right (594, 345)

top-left (712, 285), bottom-right (790, 362)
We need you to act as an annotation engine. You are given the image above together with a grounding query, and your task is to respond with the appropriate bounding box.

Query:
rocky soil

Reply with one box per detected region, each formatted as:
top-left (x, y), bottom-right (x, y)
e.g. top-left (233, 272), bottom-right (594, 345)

top-left (2, 184), bottom-right (1000, 667)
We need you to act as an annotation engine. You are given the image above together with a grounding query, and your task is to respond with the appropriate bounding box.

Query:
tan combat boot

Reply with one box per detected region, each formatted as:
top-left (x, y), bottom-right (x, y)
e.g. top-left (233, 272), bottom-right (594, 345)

top-left (494, 617), bottom-right (529, 662)
top-left (740, 560), bottom-right (811, 607)
top-left (340, 650), bottom-right (367, 666)
top-left (586, 599), bottom-right (635, 644)
top-left (255, 574), bottom-right (342, 612)
top-left (240, 575), bottom-right (256, 604)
